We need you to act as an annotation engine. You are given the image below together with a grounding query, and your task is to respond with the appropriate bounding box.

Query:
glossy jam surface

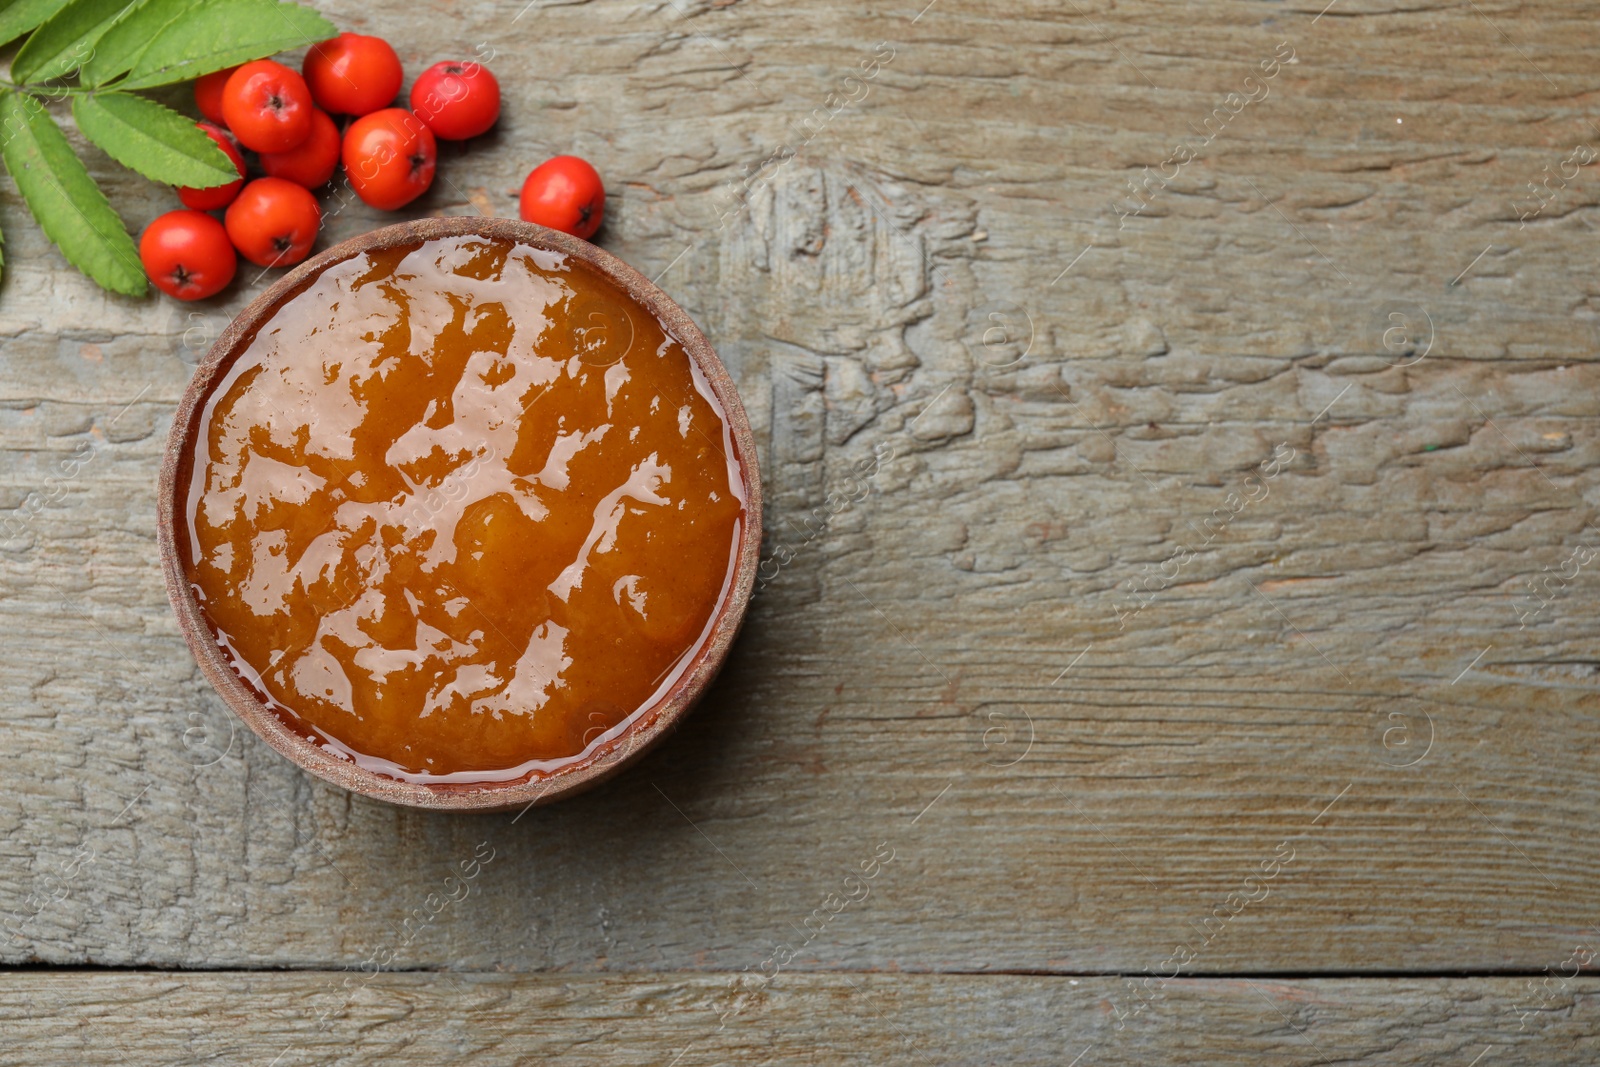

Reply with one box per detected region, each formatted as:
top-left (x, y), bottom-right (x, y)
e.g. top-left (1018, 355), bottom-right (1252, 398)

top-left (182, 235), bottom-right (744, 782)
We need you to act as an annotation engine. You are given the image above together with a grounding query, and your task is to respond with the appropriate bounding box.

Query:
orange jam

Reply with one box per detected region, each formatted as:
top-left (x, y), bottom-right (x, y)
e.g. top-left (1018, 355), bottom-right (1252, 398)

top-left (179, 234), bottom-right (745, 783)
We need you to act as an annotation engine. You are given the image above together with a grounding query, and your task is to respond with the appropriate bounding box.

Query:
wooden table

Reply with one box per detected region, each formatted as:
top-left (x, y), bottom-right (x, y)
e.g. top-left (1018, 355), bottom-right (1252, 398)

top-left (4, 0), bottom-right (1599, 1061)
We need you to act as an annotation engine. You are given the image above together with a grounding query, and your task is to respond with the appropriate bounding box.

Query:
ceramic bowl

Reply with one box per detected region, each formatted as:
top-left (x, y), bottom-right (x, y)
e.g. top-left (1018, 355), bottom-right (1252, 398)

top-left (156, 216), bottom-right (762, 811)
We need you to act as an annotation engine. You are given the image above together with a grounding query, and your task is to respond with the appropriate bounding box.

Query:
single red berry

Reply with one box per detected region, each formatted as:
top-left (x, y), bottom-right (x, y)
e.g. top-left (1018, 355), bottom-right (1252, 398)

top-left (177, 123), bottom-right (246, 211)
top-left (342, 108), bottom-right (437, 211)
top-left (140, 210), bottom-right (236, 300)
top-left (410, 61), bottom-right (500, 141)
top-left (519, 156), bottom-right (605, 239)
top-left (222, 59), bottom-right (313, 153)
top-left (194, 66), bottom-right (237, 126)
top-left (303, 32), bottom-right (403, 116)
top-left (260, 108), bottom-right (340, 189)
top-left (224, 177), bottom-right (322, 267)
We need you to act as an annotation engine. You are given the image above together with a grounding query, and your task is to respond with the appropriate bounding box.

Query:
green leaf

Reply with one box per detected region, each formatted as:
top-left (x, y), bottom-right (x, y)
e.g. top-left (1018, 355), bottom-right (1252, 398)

top-left (80, 0), bottom-right (199, 87)
top-left (73, 92), bottom-right (236, 186)
top-left (118, 0), bottom-right (334, 90)
top-left (10, 0), bottom-right (138, 84)
top-left (0, 0), bottom-right (71, 49)
top-left (0, 90), bottom-right (145, 296)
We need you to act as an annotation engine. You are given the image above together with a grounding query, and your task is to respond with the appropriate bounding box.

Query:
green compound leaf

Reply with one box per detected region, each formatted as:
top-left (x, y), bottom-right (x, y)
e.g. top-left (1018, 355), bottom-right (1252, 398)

top-left (80, 0), bottom-right (201, 87)
top-left (0, 90), bottom-right (145, 296)
top-left (118, 0), bottom-right (334, 90)
top-left (10, 0), bottom-right (137, 84)
top-left (73, 92), bottom-right (236, 187)
top-left (0, 0), bottom-right (72, 49)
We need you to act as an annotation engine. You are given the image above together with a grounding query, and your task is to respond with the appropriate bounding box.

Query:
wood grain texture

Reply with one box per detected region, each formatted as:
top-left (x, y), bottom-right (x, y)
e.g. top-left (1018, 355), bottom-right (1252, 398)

top-left (4, 972), bottom-right (1598, 1066)
top-left (1, 0), bottom-right (1598, 1012)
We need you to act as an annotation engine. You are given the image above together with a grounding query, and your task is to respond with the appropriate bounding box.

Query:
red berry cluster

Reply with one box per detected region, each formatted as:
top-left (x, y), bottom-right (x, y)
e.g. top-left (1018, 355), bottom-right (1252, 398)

top-left (144, 32), bottom-right (595, 302)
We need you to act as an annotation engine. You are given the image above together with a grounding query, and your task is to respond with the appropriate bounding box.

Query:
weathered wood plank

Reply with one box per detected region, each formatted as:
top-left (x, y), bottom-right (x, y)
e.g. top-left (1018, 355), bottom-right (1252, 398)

top-left (1, 0), bottom-right (1599, 979)
top-left (4, 972), bottom-right (1597, 1066)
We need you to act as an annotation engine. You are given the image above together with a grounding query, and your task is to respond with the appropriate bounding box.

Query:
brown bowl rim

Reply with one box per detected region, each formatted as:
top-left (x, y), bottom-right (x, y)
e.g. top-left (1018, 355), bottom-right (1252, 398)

top-left (156, 216), bottom-right (763, 812)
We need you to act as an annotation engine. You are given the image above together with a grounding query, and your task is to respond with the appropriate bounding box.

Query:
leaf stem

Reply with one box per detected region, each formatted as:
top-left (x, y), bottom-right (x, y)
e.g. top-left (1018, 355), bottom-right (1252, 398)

top-left (0, 81), bottom-right (99, 97)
